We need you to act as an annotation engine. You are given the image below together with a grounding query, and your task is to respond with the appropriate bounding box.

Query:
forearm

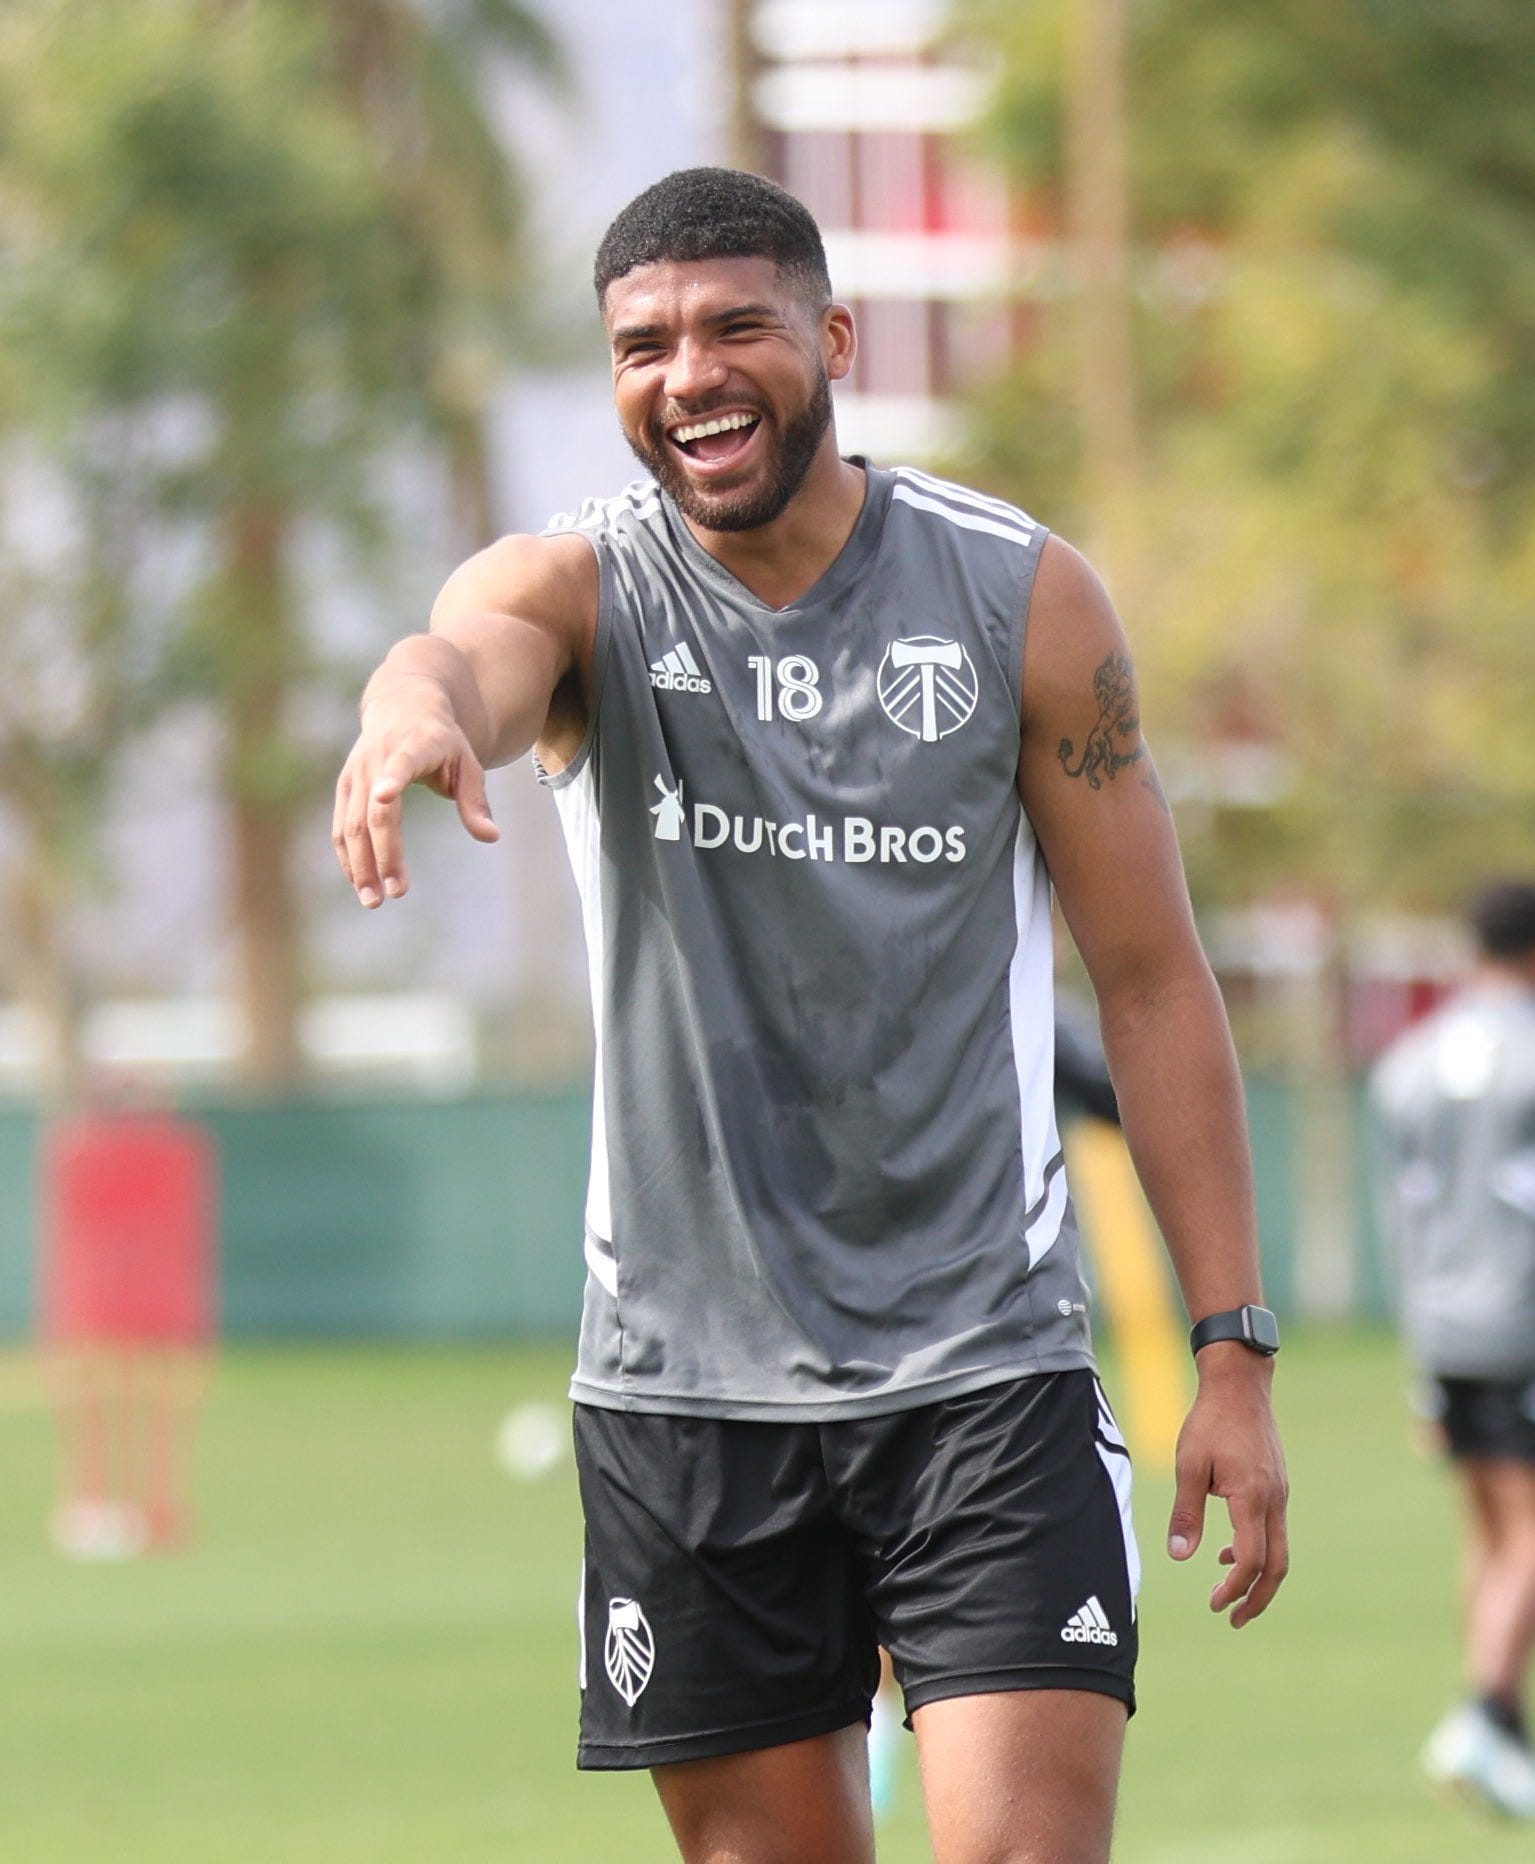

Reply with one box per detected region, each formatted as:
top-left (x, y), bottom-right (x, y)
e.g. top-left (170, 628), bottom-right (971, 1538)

top-left (361, 633), bottom-right (496, 763)
top-left (1097, 963), bottom-right (1264, 1326)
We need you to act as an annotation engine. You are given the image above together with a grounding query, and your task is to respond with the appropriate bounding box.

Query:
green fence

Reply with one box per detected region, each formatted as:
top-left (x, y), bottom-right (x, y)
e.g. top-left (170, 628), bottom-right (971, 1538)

top-left (0, 1091), bottom-right (590, 1341)
top-left (0, 1081), bottom-right (1385, 1341)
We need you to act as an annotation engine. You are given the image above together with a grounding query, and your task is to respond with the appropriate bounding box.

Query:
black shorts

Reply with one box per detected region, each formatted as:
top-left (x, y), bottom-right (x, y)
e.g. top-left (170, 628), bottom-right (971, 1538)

top-left (1425, 1375), bottom-right (1535, 1463)
top-left (573, 1370), bottom-right (1139, 1770)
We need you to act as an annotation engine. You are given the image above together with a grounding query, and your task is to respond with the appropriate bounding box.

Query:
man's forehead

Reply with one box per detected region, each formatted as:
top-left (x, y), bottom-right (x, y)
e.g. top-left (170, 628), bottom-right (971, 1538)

top-left (602, 254), bottom-right (792, 329)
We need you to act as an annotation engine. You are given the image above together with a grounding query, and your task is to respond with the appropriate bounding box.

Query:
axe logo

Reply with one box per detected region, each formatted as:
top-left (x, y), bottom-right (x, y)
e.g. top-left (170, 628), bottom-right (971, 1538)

top-left (877, 635), bottom-right (979, 742)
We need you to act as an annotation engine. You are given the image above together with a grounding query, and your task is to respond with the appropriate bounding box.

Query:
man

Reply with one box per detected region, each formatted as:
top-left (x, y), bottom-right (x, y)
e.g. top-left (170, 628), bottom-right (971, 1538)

top-left (334, 168), bottom-right (1287, 1863)
top-left (1371, 880), bottom-right (1535, 1820)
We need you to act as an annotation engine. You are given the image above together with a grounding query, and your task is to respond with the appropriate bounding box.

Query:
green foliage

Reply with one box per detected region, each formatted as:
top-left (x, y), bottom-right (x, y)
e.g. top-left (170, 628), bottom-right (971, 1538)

top-left (959, 0), bottom-right (1535, 910)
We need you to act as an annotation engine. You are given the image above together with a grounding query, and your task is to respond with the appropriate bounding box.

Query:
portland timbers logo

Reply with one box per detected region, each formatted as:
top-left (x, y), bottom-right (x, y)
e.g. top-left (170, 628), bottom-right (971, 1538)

top-left (604, 1597), bottom-right (655, 1706)
top-left (877, 635), bottom-right (979, 742)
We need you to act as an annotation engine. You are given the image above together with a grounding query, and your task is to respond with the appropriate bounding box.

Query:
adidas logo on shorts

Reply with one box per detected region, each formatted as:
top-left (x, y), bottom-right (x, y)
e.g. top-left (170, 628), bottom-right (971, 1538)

top-left (650, 644), bottom-right (711, 694)
top-left (1060, 1595), bottom-right (1119, 1646)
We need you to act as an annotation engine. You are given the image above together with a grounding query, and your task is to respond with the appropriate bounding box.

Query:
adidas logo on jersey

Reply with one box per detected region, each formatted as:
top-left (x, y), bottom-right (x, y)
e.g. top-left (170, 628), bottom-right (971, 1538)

top-left (1060, 1596), bottom-right (1118, 1646)
top-left (650, 644), bottom-right (711, 694)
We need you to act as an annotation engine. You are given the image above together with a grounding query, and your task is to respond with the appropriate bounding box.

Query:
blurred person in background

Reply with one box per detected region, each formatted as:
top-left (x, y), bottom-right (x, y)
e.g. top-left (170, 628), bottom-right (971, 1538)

top-left (335, 167), bottom-right (1287, 1864)
top-left (1371, 879), bottom-right (1535, 1819)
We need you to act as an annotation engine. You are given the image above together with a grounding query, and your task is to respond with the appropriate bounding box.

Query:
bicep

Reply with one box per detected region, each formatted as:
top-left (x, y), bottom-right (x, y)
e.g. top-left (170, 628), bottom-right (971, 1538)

top-left (428, 533), bottom-right (597, 765)
top-left (1017, 538), bottom-right (1204, 995)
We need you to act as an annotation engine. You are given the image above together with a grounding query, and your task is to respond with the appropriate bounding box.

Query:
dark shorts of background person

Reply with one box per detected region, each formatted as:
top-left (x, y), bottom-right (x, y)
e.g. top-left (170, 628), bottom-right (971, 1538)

top-left (573, 1369), bottom-right (1139, 1770)
top-left (1422, 1375), bottom-right (1535, 1464)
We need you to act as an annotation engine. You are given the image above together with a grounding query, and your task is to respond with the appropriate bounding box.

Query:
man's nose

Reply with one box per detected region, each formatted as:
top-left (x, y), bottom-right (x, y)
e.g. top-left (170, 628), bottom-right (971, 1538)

top-left (664, 337), bottom-right (728, 405)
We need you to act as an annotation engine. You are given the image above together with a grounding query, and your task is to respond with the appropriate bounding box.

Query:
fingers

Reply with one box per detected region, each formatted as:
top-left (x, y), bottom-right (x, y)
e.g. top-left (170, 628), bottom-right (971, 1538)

top-left (1229, 1501), bottom-right (1290, 1628)
top-left (1208, 1489), bottom-right (1264, 1618)
top-left (331, 752), bottom-right (411, 908)
top-left (333, 736), bottom-right (498, 906)
top-left (1208, 1490), bottom-right (1290, 1628)
top-left (332, 768), bottom-right (382, 907)
top-left (452, 753), bottom-right (500, 845)
top-left (1166, 1457), bottom-right (1209, 1562)
top-left (366, 753), bottom-right (418, 899)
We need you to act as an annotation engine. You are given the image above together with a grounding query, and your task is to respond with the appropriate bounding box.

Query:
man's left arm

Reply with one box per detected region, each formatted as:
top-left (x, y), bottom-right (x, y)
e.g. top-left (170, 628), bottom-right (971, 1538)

top-left (1017, 535), bottom-right (1289, 1628)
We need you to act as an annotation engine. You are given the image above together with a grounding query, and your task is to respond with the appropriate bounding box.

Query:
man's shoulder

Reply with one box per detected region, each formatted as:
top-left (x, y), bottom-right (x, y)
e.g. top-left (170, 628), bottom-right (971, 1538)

top-left (431, 527), bottom-right (599, 641)
top-left (881, 463), bottom-right (1046, 555)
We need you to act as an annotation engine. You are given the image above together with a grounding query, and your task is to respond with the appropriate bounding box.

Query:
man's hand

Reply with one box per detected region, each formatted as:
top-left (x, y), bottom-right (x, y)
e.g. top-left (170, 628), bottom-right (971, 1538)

top-left (1166, 1349), bottom-right (1289, 1627)
top-left (333, 681), bottom-right (499, 909)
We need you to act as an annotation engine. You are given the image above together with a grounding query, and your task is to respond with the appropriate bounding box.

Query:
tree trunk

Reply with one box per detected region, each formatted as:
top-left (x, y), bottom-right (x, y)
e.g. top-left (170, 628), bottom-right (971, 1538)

top-left (6, 817), bottom-right (87, 1109)
top-left (222, 504), bottom-right (305, 1092)
top-left (446, 403), bottom-right (502, 554)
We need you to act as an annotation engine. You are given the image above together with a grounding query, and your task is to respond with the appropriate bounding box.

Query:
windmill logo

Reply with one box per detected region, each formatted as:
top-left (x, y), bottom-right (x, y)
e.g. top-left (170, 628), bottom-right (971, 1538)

top-left (877, 636), bottom-right (979, 742)
top-left (604, 1597), bottom-right (656, 1706)
top-left (649, 775), bottom-right (686, 841)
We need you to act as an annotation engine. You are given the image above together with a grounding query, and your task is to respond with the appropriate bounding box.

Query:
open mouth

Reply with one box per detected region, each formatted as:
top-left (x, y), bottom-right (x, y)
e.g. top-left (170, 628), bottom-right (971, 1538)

top-left (667, 410), bottom-right (763, 470)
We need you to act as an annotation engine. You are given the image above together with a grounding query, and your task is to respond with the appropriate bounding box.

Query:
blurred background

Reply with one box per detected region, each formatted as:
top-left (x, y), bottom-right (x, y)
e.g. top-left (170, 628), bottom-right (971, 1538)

top-left (1, 1), bottom-right (1532, 1859)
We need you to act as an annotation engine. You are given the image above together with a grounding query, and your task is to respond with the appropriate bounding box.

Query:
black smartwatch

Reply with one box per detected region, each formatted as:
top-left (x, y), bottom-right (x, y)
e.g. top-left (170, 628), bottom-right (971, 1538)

top-left (1189, 1304), bottom-right (1280, 1359)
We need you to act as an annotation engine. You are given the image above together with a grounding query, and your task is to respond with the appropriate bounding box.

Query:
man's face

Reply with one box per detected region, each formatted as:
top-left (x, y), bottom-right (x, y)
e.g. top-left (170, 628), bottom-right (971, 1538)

top-left (603, 255), bottom-right (853, 533)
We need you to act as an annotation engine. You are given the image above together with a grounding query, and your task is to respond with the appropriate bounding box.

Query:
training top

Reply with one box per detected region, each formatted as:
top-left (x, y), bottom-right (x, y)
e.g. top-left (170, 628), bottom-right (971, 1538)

top-left (540, 463), bottom-right (1094, 1420)
top-left (1370, 981), bottom-right (1535, 1379)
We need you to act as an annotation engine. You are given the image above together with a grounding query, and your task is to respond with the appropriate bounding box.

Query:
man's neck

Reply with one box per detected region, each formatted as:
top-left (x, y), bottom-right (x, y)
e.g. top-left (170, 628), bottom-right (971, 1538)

top-left (681, 443), bottom-right (867, 610)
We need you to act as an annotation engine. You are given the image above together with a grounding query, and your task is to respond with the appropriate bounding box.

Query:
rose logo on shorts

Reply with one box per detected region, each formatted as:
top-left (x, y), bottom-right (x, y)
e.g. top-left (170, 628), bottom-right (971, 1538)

top-left (877, 636), bottom-right (979, 743)
top-left (604, 1597), bottom-right (655, 1706)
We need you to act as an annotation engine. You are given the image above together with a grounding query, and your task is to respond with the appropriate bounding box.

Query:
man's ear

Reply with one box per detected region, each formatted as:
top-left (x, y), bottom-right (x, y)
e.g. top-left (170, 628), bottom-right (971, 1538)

top-left (823, 303), bottom-right (857, 384)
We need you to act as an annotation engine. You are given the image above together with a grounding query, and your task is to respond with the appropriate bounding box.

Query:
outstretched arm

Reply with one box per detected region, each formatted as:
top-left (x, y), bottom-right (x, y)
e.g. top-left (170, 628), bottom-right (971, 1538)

top-left (333, 531), bottom-right (597, 907)
top-left (1018, 535), bottom-right (1289, 1628)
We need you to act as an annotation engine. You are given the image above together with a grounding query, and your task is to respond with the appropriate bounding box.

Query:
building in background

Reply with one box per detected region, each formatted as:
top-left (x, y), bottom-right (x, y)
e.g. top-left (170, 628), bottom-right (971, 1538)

top-left (739, 0), bottom-right (1025, 464)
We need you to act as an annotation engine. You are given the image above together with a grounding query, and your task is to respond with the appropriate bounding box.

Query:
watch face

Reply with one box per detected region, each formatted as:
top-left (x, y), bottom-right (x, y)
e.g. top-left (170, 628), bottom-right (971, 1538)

top-left (1245, 1306), bottom-right (1281, 1353)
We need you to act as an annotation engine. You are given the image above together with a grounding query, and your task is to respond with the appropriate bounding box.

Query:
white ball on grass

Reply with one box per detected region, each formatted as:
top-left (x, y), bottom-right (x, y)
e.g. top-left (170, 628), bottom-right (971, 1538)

top-left (495, 1402), bottom-right (567, 1480)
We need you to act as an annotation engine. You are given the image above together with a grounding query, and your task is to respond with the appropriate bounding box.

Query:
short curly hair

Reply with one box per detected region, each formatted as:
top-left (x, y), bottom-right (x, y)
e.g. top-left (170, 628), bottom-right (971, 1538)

top-left (1469, 880), bottom-right (1535, 959)
top-left (594, 168), bottom-right (831, 308)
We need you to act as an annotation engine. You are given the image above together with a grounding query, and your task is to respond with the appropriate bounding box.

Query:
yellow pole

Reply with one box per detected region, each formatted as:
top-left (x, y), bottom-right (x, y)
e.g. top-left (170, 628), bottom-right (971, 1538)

top-left (1065, 1118), bottom-right (1188, 1473)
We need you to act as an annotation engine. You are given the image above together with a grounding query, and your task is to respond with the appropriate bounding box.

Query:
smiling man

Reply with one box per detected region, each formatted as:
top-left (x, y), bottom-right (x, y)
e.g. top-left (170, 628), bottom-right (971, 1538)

top-left (334, 168), bottom-right (1288, 1864)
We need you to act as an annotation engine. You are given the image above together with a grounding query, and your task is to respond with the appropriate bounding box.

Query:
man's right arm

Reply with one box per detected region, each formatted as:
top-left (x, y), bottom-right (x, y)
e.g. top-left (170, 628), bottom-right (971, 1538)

top-left (333, 531), bottom-right (598, 908)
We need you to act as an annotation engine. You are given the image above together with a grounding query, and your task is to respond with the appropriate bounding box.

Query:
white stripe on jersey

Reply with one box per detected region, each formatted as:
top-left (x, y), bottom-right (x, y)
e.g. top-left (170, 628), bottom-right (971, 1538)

top-left (552, 763), bottom-right (614, 1250)
top-left (546, 481), bottom-right (660, 536)
top-left (583, 1234), bottom-right (619, 1297)
top-left (1009, 820), bottom-right (1069, 1269)
top-left (894, 466), bottom-right (1039, 532)
top-left (891, 482), bottom-right (1039, 549)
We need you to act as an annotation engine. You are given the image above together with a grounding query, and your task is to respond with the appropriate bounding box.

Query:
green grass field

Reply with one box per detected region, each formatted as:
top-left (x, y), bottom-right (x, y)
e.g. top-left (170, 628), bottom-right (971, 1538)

top-left (0, 1332), bottom-right (1527, 1862)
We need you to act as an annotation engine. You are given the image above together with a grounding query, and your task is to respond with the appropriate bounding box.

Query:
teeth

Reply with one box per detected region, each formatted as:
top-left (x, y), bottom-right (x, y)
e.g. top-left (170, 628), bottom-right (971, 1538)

top-left (672, 412), bottom-right (758, 445)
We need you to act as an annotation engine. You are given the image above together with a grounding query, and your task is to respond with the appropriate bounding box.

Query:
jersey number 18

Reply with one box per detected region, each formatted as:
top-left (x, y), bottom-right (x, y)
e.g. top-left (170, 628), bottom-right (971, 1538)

top-left (748, 655), bottom-right (823, 723)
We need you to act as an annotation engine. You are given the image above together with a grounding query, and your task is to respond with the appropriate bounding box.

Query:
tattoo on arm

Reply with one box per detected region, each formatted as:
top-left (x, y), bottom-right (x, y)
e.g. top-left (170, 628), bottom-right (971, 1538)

top-left (1057, 654), bottom-right (1146, 790)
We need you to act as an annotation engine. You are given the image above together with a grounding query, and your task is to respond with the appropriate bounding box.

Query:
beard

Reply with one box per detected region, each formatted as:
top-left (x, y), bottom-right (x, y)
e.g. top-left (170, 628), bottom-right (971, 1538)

top-left (625, 367), bottom-right (833, 533)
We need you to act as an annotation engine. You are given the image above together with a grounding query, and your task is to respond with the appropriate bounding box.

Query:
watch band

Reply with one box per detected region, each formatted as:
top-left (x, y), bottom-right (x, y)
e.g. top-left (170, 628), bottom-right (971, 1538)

top-left (1189, 1304), bottom-right (1280, 1358)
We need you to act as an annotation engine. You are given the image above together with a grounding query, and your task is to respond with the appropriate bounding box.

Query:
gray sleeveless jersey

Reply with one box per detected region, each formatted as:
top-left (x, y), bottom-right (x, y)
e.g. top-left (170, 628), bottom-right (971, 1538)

top-left (541, 464), bottom-right (1094, 1419)
top-left (1370, 981), bottom-right (1535, 1378)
